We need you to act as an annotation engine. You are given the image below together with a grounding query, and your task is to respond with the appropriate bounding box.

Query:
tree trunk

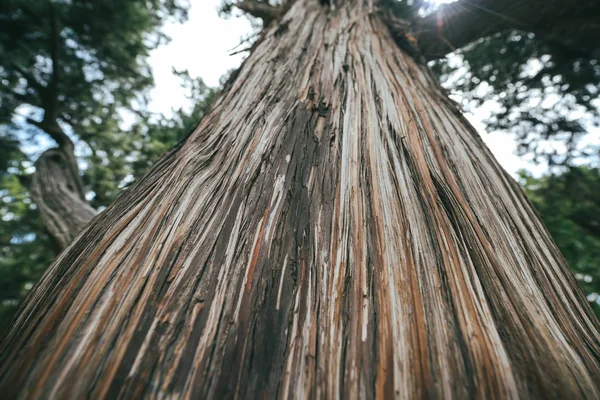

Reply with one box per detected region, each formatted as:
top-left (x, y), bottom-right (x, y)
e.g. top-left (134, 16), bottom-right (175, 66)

top-left (30, 147), bottom-right (96, 250)
top-left (2, 1), bottom-right (600, 398)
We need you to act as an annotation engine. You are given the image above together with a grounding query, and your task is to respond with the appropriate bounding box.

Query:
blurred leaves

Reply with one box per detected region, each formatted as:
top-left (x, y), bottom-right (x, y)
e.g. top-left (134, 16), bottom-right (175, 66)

top-left (1, 0), bottom-right (190, 131)
top-left (432, 31), bottom-right (600, 165)
top-left (520, 167), bottom-right (600, 315)
top-left (84, 70), bottom-right (216, 208)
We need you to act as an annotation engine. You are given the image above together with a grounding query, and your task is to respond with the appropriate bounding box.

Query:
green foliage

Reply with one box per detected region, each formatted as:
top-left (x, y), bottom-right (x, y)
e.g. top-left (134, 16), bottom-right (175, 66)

top-left (1, 0), bottom-right (188, 127)
top-left (519, 167), bottom-right (600, 315)
top-left (130, 70), bottom-right (217, 177)
top-left (0, 0), bottom-right (192, 209)
top-left (432, 31), bottom-right (600, 165)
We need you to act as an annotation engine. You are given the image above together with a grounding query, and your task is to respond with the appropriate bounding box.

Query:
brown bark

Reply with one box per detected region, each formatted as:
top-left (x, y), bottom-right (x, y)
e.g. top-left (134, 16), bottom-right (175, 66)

top-left (411, 0), bottom-right (600, 60)
top-left (30, 147), bottom-right (96, 249)
top-left (1, 1), bottom-right (600, 398)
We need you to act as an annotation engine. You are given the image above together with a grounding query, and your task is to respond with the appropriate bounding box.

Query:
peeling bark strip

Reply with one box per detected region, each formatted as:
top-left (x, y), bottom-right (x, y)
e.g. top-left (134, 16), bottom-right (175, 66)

top-left (2, 1), bottom-right (600, 398)
top-left (30, 148), bottom-right (96, 249)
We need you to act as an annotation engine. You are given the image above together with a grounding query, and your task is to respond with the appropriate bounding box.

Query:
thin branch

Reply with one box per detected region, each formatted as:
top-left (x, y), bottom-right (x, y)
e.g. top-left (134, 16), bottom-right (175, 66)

top-left (229, 46), bottom-right (253, 56)
top-left (234, 1), bottom-right (281, 25)
top-left (25, 117), bottom-right (44, 129)
top-left (227, 31), bottom-right (261, 53)
top-left (25, 116), bottom-right (73, 150)
top-left (13, 65), bottom-right (45, 93)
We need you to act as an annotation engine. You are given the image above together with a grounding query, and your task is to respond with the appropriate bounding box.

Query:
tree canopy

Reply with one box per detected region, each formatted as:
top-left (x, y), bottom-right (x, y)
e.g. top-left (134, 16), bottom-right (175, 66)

top-left (1, 0), bottom-right (188, 129)
top-left (434, 31), bottom-right (599, 166)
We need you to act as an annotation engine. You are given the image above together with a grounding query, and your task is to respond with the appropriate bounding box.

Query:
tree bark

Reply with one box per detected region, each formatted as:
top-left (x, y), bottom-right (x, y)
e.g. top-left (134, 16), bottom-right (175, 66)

top-left (2, 1), bottom-right (600, 398)
top-left (30, 147), bottom-right (96, 249)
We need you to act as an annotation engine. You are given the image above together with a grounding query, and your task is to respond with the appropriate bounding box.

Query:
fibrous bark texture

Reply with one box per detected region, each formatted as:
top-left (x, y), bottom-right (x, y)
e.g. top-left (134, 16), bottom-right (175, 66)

top-left (30, 147), bottom-right (96, 250)
top-left (2, 1), bottom-right (600, 398)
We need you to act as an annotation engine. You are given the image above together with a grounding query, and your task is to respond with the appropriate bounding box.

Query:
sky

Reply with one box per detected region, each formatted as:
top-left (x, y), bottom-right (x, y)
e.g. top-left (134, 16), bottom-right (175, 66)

top-left (146, 0), bottom-right (545, 177)
top-left (147, 1), bottom-right (252, 113)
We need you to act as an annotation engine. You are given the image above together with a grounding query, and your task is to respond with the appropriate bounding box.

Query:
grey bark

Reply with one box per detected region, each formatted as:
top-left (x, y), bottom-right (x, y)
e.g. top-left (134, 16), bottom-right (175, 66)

top-left (30, 147), bottom-right (96, 249)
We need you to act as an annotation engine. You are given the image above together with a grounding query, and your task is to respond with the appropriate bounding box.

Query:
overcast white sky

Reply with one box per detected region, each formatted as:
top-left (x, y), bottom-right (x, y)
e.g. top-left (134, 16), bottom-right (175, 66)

top-left (147, 1), bottom-right (252, 112)
top-left (147, 0), bottom-right (545, 177)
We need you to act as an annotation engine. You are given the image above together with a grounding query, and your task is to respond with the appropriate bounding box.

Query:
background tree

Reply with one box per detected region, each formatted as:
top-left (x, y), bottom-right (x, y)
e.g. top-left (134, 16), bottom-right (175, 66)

top-left (0, 0), bottom-right (191, 334)
top-left (0, 0), bottom-right (189, 248)
top-left (0, 143), bottom-right (54, 334)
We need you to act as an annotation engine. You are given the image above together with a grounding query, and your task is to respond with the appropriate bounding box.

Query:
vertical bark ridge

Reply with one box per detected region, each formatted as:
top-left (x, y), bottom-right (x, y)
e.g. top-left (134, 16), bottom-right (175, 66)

top-left (1, 1), bottom-right (599, 398)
